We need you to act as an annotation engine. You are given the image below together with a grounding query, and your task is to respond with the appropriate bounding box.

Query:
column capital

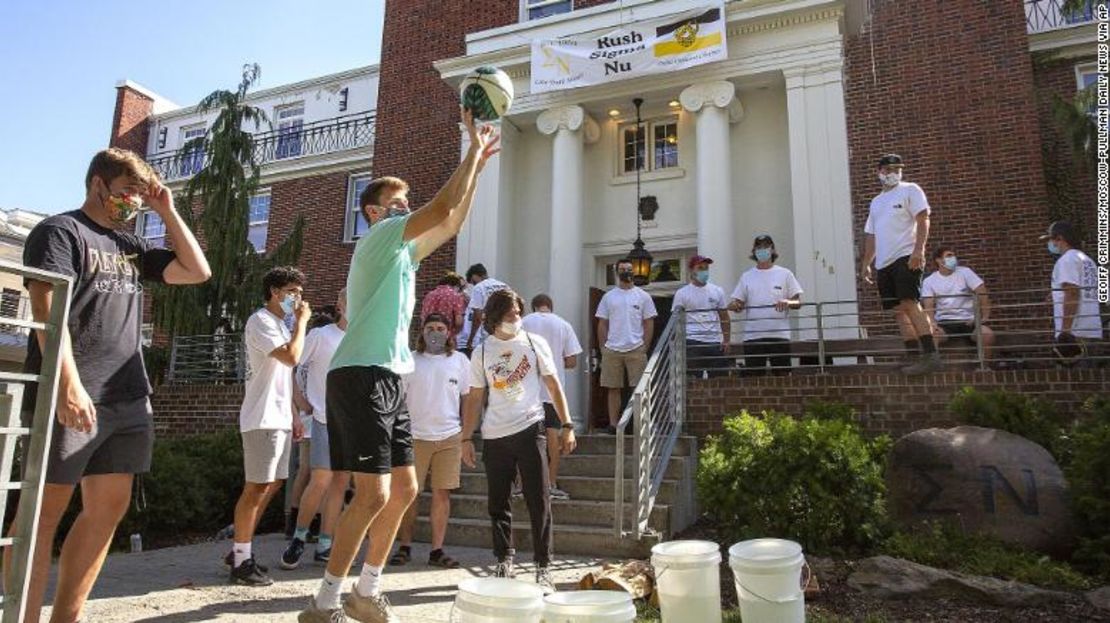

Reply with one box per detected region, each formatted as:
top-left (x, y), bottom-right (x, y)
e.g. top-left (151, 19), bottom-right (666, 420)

top-left (783, 61), bottom-right (844, 90)
top-left (680, 81), bottom-right (744, 124)
top-left (537, 105), bottom-right (600, 143)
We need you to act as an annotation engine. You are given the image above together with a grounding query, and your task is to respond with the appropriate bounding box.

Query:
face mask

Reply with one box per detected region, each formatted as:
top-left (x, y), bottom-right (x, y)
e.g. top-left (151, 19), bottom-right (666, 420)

top-left (618, 270), bottom-right (633, 282)
top-left (279, 293), bottom-right (296, 315)
top-left (943, 256), bottom-right (958, 270)
top-left (424, 330), bottom-right (447, 354)
top-left (104, 190), bottom-right (143, 224)
top-left (694, 269), bottom-right (709, 283)
top-left (499, 319), bottom-right (523, 337)
top-left (1048, 241), bottom-right (1061, 255)
top-left (754, 248), bottom-right (773, 263)
top-left (879, 171), bottom-right (902, 187)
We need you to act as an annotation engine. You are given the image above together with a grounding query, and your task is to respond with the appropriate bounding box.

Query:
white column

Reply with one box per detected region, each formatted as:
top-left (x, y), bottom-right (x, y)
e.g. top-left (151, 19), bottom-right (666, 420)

top-left (456, 120), bottom-right (517, 278)
top-left (680, 81), bottom-right (745, 295)
top-left (784, 63), bottom-right (859, 339)
top-left (537, 105), bottom-right (598, 428)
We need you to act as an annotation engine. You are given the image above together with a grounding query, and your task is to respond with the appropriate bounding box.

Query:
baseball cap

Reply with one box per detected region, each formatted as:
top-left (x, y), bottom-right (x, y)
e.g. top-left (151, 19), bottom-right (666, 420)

top-left (877, 154), bottom-right (904, 168)
top-left (688, 254), bottom-right (714, 269)
top-left (1040, 221), bottom-right (1076, 242)
top-left (753, 234), bottom-right (775, 246)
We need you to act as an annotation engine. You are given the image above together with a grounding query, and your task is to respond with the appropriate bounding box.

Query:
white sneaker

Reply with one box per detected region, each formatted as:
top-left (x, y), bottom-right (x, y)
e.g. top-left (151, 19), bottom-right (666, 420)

top-left (549, 486), bottom-right (570, 500)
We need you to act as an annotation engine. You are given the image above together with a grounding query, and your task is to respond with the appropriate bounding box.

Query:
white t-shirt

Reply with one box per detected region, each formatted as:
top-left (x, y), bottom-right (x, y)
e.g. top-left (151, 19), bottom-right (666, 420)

top-left (467, 277), bottom-right (508, 344)
top-left (596, 286), bottom-right (658, 352)
top-left (521, 311), bottom-right (583, 403)
top-left (731, 265), bottom-right (804, 342)
top-left (921, 267), bottom-right (985, 323)
top-left (672, 282), bottom-right (728, 344)
top-left (240, 308), bottom-right (293, 432)
top-left (1052, 249), bottom-right (1102, 339)
top-left (470, 332), bottom-right (557, 440)
top-left (298, 323), bottom-right (345, 424)
top-left (404, 351), bottom-right (470, 441)
top-left (864, 182), bottom-right (931, 269)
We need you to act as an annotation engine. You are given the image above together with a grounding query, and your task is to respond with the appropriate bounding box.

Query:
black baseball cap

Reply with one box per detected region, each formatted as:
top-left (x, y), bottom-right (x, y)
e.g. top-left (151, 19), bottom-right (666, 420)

top-left (1040, 221), bottom-right (1078, 244)
top-left (753, 234), bottom-right (775, 245)
top-left (877, 154), bottom-right (904, 168)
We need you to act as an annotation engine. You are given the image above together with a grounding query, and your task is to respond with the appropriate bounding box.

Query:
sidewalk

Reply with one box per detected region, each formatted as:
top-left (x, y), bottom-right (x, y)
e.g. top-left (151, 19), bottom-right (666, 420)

top-left (41, 533), bottom-right (610, 622)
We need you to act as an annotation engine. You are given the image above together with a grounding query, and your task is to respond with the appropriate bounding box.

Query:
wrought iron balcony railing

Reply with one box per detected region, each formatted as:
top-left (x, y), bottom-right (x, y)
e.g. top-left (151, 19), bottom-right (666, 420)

top-left (1026, 0), bottom-right (1096, 34)
top-left (146, 112), bottom-right (375, 182)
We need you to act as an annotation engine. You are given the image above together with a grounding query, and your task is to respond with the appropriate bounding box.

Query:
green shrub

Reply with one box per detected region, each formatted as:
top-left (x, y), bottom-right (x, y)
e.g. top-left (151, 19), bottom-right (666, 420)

top-left (697, 408), bottom-right (891, 555)
top-left (948, 387), bottom-right (1067, 459)
top-left (883, 522), bottom-right (1093, 590)
top-left (1065, 397), bottom-right (1110, 579)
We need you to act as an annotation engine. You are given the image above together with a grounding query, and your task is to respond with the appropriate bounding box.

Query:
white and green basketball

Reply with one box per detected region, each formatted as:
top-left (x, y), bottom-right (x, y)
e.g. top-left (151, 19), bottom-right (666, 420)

top-left (460, 66), bottom-right (514, 122)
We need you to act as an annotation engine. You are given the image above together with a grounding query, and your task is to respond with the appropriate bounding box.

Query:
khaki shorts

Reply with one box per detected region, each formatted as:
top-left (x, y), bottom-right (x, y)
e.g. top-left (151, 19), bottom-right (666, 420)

top-left (600, 344), bottom-right (648, 388)
top-left (413, 433), bottom-right (462, 491)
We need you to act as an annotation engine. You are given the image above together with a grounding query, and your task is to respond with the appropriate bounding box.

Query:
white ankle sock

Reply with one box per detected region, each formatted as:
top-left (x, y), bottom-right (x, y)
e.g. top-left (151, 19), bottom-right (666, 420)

top-left (315, 571), bottom-right (343, 610)
top-left (232, 542), bottom-right (251, 567)
top-left (356, 563), bottom-right (383, 598)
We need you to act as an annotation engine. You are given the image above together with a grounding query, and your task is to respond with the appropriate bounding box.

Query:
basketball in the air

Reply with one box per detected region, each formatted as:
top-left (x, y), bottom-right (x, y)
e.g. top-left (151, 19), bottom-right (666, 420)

top-left (460, 66), bottom-right (514, 121)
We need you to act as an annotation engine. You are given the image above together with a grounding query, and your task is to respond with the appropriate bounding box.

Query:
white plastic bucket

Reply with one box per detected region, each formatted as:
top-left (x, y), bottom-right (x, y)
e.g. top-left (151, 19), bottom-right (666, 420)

top-left (452, 577), bottom-right (545, 622)
top-left (650, 540), bottom-right (722, 623)
top-left (542, 590), bottom-right (636, 622)
top-left (728, 538), bottom-right (806, 623)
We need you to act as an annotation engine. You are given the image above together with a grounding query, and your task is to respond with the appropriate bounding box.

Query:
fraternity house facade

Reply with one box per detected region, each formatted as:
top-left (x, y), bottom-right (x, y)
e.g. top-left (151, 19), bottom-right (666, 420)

top-left (109, 0), bottom-right (1101, 432)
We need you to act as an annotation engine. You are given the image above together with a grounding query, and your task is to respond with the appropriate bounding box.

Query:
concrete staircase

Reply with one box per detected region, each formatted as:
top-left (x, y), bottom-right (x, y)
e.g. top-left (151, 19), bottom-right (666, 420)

top-left (413, 434), bottom-right (699, 559)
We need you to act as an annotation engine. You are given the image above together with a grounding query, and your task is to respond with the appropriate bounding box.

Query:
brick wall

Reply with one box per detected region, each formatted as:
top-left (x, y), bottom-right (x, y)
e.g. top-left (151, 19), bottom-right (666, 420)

top-left (149, 383), bottom-right (243, 437)
top-left (843, 0), bottom-right (1052, 313)
top-left (1033, 54), bottom-right (1098, 248)
top-left (687, 368), bottom-right (1110, 440)
top-left (110, 85), bottom-right (153, 155)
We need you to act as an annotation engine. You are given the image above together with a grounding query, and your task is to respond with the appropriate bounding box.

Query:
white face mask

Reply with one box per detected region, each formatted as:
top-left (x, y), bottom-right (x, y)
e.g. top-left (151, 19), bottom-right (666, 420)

top-left (499, 319), bottom-right (523, 337)
top-left (879, 171), bottom-right (902, 187)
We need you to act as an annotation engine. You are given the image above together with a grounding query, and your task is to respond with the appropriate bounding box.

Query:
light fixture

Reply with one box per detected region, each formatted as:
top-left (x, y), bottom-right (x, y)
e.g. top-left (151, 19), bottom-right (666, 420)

top-left (627, 97), bottom-right (653, 286)
top-left (668, 99), bottom-right (681, 108)
top-left (608, 108), bottom-right (621, 118)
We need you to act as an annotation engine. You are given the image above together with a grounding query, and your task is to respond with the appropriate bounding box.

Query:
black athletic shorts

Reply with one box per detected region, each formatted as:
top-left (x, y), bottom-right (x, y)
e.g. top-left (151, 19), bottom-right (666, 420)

top-left (937, 321), bottom-right (975, 337)
top-left (325, 366), bottom-right (413, 474)
top-left (543, 403), bottom-right (561, 429)
top-left (877, 255), bottom-right (923, 310)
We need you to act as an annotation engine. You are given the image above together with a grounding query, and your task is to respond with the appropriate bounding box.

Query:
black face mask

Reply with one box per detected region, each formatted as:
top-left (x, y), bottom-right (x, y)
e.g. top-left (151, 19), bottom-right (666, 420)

top-left (618, 270), bottom-right (634, 282)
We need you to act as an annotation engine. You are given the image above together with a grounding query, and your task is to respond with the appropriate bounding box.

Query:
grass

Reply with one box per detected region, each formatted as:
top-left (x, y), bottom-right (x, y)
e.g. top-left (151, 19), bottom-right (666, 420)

top-left (882, 522), bottom-right (1095, 591)
top-left (634, 603), bottom-right (745, 622)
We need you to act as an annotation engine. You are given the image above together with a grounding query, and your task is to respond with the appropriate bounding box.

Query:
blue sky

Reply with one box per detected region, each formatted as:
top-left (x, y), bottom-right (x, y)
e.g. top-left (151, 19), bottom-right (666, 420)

top-left (0, 0), bottom-right (384, 214)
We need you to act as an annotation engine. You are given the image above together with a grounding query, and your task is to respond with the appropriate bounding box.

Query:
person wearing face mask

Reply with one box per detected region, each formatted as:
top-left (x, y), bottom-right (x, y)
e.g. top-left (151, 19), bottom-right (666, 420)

top-left (7, 148), bottom-right (210, 623)
top-left (389, 313), bottom-right (470, 570)
top-left (672, 255), bottom-right (731, 377)
top-left (921, 247), bottom-right (996, 363)
top-left (230, 267), bottom-right (312, 586)
top-left (280, 291), bottom-right (351, 571)
top-left (860, 153), bottom-right (940, 375)
top-left (596, 259), bottom-right (658, 432)
top-left (461, 288), bottom-right (577, 594)
top-left (729, 236), bottom-right (803, 375)
top-left (1042, 221), bottom-right (1102, 364)
top-left (462, 263), bottom-right (508, 356)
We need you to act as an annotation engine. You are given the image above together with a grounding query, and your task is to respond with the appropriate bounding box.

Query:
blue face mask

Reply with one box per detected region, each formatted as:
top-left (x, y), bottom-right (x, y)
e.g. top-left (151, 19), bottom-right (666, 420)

top-left (694, 269), bottom-right (709, 283)
top-left (280, 293), bottom-right (296, 315)
top-left (1047, 241), bottom-right (1061, 256)
top-left (754, 248), bottom-right (773, 263)
top-left (943, 256), bottom-right (958, 270)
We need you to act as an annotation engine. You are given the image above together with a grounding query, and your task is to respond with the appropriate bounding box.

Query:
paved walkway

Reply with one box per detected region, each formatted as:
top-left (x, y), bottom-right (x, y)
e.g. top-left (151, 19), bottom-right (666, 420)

top-left (40, 534), bottom-right (610, 622)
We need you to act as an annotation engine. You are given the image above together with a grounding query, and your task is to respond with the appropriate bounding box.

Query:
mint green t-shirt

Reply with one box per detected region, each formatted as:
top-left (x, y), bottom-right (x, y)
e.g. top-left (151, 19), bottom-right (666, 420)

top-left (330, 215), bottom-right (419, 374)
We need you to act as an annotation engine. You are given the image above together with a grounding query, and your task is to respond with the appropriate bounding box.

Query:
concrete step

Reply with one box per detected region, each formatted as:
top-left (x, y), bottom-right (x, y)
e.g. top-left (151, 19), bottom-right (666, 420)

top-left (465, 453), bottom-right (689, 480)
top-left (456, 472), bottom-right (681, 504)
top-left (554, 434), bottom-right (698, 457)
top-left (413, 492), bottom-right (671, 533)
top-left (413, 516), bottom-right (661, 559)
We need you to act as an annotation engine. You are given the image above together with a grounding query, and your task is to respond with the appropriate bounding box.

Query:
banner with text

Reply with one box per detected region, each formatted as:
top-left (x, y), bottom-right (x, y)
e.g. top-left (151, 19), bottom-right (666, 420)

top-left (530, 5), bottom-right (727, 94)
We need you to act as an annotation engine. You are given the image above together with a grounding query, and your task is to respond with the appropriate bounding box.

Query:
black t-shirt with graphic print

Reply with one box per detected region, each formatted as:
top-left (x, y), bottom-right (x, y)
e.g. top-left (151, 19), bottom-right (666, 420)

top-left (22, 210), bottom-right (176, 404)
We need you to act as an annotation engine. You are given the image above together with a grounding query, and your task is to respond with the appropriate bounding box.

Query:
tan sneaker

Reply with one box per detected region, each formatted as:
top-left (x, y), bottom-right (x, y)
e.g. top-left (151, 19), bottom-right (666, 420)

top-left (298, 598), bottom-right (348, 623)
top-left (343, 585), bottom-right (400, 623)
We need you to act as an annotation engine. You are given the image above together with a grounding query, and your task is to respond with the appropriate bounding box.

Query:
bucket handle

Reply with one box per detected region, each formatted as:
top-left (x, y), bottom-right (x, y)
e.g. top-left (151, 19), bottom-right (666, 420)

top-left (734, 561), bottom-right (812, 605)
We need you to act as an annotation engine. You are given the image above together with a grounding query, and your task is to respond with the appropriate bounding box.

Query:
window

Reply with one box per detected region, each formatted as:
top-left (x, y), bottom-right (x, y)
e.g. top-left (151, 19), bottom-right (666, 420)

top-left (524, 0), bottom-right (571, 20)
top-left (346, 174), bottom-right (372, 241)
top-left (179, 123), bottom-right (206, 176)
top-left (621, 117), bottom-right (680, 175)
top-left (0, 288), bottom-right (21, 333)
top-left (602, 258), bottom-right (683, 287)
top-left (1077, 63), bottom-right (1098, 91)
top-left (249, 192), bottom-right (271, 252)
top-left (137, 211), bottom-right (167, 249)
top-left (275, 103), bottom-right (305, 159)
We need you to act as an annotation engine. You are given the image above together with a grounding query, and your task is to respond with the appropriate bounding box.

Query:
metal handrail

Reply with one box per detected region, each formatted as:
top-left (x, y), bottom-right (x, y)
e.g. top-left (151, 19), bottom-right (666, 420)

top-left (614, 308), bottom-right (685, 540)
top-left (146, 111), bottom-right (376, 182)
top-left (1026, 0), bottom-right (1096, 34)
top-left (168, 333), bottom-right (246, 384)
top-left (0, 260), bottom-right (72, 623)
